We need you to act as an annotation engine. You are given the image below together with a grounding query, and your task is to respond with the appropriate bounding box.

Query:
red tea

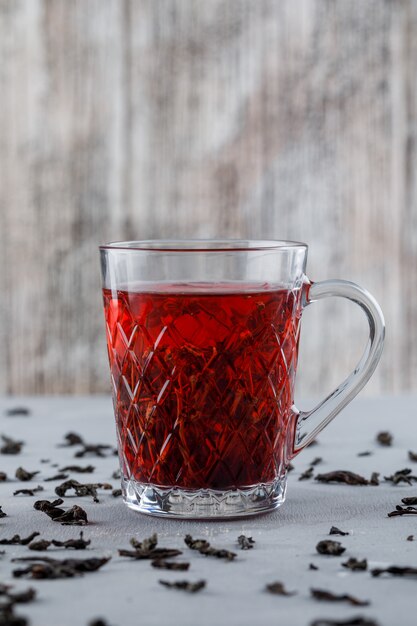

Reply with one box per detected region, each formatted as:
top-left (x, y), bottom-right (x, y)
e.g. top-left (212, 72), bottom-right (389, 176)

top-left (103, 283), bottom-right (302, 490)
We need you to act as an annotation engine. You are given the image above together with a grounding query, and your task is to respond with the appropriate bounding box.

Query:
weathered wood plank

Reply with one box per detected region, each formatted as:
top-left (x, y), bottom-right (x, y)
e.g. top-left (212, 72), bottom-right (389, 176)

top-left (0, 0), bottom-right (416, 396)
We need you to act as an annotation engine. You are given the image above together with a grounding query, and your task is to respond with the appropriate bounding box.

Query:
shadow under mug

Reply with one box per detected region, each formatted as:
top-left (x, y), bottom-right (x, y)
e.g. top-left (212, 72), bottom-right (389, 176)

top-left (99, 240), bottom-right (385, 518)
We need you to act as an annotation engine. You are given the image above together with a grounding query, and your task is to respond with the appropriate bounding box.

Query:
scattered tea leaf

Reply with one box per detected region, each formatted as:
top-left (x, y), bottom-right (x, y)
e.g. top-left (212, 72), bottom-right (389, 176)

top-left (0, 506), bottom-right (7, 519)
top-left (329, 526), bottom-right (349, 536)
top-left (311, 588), bottom-right (369, 606)
top-left (5, 407), bottom-right (30, 417)
top-left (0, 605), bottom-right (29, 626)
top-left (89, 620), bottom-right (112, 626)
top-left (0, 533), bottom-right (40, 546)
top-left (55, 479), bottom-right (112, 503)
top-left (408, 451), bottom-right (417, 462)
top-left (159, 579), bottom-right (205, 593)
top-left (1, 435), bottom-right (24, 455)
top-left (265, 581), bottom-right (296, 596)
top-left (357, 451), bottom-right (372, 457)
top-left (402, 496), bottom-right (417, 505)
top-left (0, 586), bottom-right (36, 604)
top-left (14, 486), bottom-right (44, 497)
top-left (376, 431), bottom-right (392, 446)
top-left (28, 540), bottom-right (52, 552)
top-left (131, 533), bottom-right (158, 551)
top-left (384, 468), bottom-right (417, 485)
top-left (407, 535), bottom-right (414, 541)
top-left (315, 471), bottom-right (368, 486)
top-left (287, 463), bottom-right (295, 472)
top-left (310, 617), bottom-right (380, 626)
top-left (58, 433), bottom-right (84, 447)
top-left (111, 469), bottom-right (121, 480)
top-left (51, 531), bottom-right (90, 550)
top-left (0, 472), bottom-right (7, 481)
top-left (310, 457), bottom-right (323, 466)
top-left (342, 558), bottom-right (367, 571)
top-left (316, 540), bottom-right (345, 556)
top-left (59, 465), bottom-right (95, 474)
top-left (237, 535), bottom-right (255, 550)
top-left (184, 535), bottom-right (236, 561)
top-left (112, 489), bottom-right (122, 498)
top-left (119, 548), bottom-right (182, 560)
top-left (388, 505), bottom-right (417, 517)
top-left (40, 459), bottom-right (50, 464)
top-left (151, 560), bottom-right (190, 570)
top-left (309, 563), bottom-right (319, 570)
top-left (15, 467), bottom-right (40, 482)
top-left (371, 565), bottom-right (417, 578)
top-left (34, 499), bottom-right (88, 525)
top-left (12, 556), bottom-right (110, 579)
top-left (44, 473), bottom-right (69, 482)
top-left (299, 467), bottom-right (314, 481)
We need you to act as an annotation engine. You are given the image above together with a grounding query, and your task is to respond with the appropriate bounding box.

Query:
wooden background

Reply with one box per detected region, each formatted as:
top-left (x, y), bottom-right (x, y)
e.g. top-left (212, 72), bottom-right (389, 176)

top-left (1, 0), bottom-right (416, 399)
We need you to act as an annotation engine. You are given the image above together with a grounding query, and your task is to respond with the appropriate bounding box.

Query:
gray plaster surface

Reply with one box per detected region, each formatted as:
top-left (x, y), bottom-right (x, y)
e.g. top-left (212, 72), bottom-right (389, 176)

top-left (1, 395), bottom-right (417, 626)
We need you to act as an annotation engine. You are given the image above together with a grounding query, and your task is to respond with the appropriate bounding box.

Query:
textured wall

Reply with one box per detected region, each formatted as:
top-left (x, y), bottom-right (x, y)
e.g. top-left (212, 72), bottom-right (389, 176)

top-left (0, 0), bottom-right (416, 397)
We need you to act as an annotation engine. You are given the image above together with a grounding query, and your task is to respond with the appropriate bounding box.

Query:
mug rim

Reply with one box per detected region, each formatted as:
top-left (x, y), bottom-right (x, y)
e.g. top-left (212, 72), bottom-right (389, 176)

top-left (99, 239), bottom-right (308, 252)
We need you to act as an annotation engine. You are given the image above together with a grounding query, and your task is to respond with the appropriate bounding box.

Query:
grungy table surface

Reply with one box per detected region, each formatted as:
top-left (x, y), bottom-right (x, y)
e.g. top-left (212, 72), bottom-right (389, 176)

top-left (1, 395), bottom-right (417, 626)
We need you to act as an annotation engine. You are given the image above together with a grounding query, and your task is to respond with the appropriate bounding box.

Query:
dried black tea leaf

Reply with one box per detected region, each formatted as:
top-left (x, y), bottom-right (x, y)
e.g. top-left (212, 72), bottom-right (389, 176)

top-left (402, 496), bottom-right (417, 505)
top-left (376, 431), bottom-right (392, 446)
top-left (387, 505), bottom-right (417, 517)
top-left (159, 579), bottom-right (205, 593)
top-left (237, 535), bottom-right (255, 550)
top-left (5, 407), bottom-right (30, 417)
top-left (371, 565), bottom-right (417, 578)
top-left (44, 474), bottom-right (69, 482)
top-left (407, 535), bottom-right (414, 541)
top-left (112, 469), bottom-right (121, 480)
top-left (55, 479), bottom-right (112, 503)
top-left (28, 540), bottom-right (52, 552)
top-left (1, 435), bottom-right (24, 455)
top-left (14, 486), bottom-right (44, 497)
top-left (311, 588), bottom-right (369, 606)
top-left (12, 556), bottom-right (110, 579)
top-left (384, 468), bottom-right (417, 485)
top-left (74, 442), bottom-right (113, 458)
top-left (151, 560), bottom-right (190, 571)
top-left (119, 548), bottom-right (182, 560)
top-left (89, 620), bottom-right (112, 626)
top-left (342, 558), bottom-right (367, 571)
top-left (265, 581), bottom-right (296, 596)
top-left (369, 472), bottom-right (380, 486)
top-left (0, 507), bottom-right (7, 519)
top-left (287, 463), bottom-right (295, 472)
top-left (408, 451), bottom-right (417, 462)
top-left (40, 459), bottom-right (50, 464)
top-left (315, 471), bottom-right (368, 486)
top-left (15, 467), bottom-right (40, 482)
top-left (0, 533), bottom-right (40, 546)
top-left (59, 465), bottom-right (95, 474)
top-left (0, 605), bottom-right (29, 626)
top-left (309, 563), bottom-right (319, 570)
top-left (51, 531), bottom-right (90, 550)
top-left (0, 472), bottom-right (7, 482)
top-left (130, 533), bottom-right (158, 551)
top-left (184, 535), bottom-right (236, 561)
top-left (316, 540), bottom-right (345, 556)
top-left (311, 457), bottom-right (323, 466)
top-left (310, 617), bottom-right (380, 626)
top-left (58, 432), bottom-right (85, 447)
top-left (112, 489), bottom-right (122, 497)
top-left (3, 587), bottom-right (36, 604)
top-left (299, 467), bottom-right (314, 481)
top-left (34, 499), bottom-right (88, 525)
top-left (329, 526), bottom-right (349, 536)
top-left (357, 451), bottom-right (372, 457)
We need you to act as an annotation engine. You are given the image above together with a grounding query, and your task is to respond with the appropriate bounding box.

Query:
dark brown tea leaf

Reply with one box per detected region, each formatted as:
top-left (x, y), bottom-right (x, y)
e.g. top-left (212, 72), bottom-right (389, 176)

top-left (119, 548), bottom-right (182, 560)
top-left (299, 467), bottom-right (314, 481)
top-left (159, 579), bottom-right (205, 593)
top-left (310, 618), bottom-right (380, 626)
top-left (376, 431), bottom-right (392, 446)
top-left (384, 468), bottom-right (417, 485)
top-left (51, 531), bottom-right (90, 550)
top-left (112, 489), bottom-right (122, 497)
top-left (371, 565), bottom-right (417, 578)
top-left (1, 435), bottom-right (24, 455)
top-left (14, 486), bottom-right (44, 497)
top-left (311, 588), bottom-right (369, 606)
top-left (315, 471), bottom-right (368, 486)
top-left (357, 451), bottom-right (372, 457)
top-left (387, 505), bottom-right (417, 517)
top-left (316, 540), bottom-right (346, 556)
top-left (44, 474), bottom-right (69, 482)
top-left (55, 479), bottom-right (112, 503)
top-left (237, 535), bottom-right (255, 550)
top-left (12, 556), bottom-right (110, 579)
top-left (15, 467), bottom-right (40, 482)
top-left (5, 407), bottom-right (30, 417)
top-left (0, 507), bottom-right (7, 519)
top-left (151, 560), bottom-right (190, 571)
top-left (130, 533), bottom-right (158, 551)
top-left (407, 535), bottom-right (414, 541)
top-left (408, 451), bottom-right (417, 462)
top-left (0, 533), bottom-right (40, 546)
top-left (58, 433), bottom-right (85, 447)
top-left (342, 557), bottom-right (367, 571)
top-left (34, 499), bottom-right (88, 525)
top-left (265, 581), bottom-right (296, 596)
top-left (0, 472), bottom-right (7, 482)
top-left (28, 540), bottom-right (52, 551)
top-left (402, 496), bottom-right (417, 505)
top-left (309, 563), bottom-right (319, 570)
top-left (184, 534), bottom-right (236, 561)
top-left (329, 526), bottom-right (349, 536)
top-left (369, 472), bottom-right (380, 486)
top-left (59, 465), bottom-right (95, 474)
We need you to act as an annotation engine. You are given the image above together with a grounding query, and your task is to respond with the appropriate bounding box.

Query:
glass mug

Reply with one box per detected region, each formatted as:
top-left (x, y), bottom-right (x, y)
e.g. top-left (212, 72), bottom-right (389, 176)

top-left (99, 240), bottom-right (384, 518)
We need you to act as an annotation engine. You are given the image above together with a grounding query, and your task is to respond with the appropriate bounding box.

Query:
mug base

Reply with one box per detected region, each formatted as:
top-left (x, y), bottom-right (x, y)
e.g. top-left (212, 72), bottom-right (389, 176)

top-left (121, 476), bottom-right (287, 519)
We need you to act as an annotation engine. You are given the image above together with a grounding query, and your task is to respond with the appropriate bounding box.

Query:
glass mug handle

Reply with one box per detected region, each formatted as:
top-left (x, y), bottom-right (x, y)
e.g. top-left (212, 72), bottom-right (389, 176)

top-left (292, 279), bottom-right (385, 454)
